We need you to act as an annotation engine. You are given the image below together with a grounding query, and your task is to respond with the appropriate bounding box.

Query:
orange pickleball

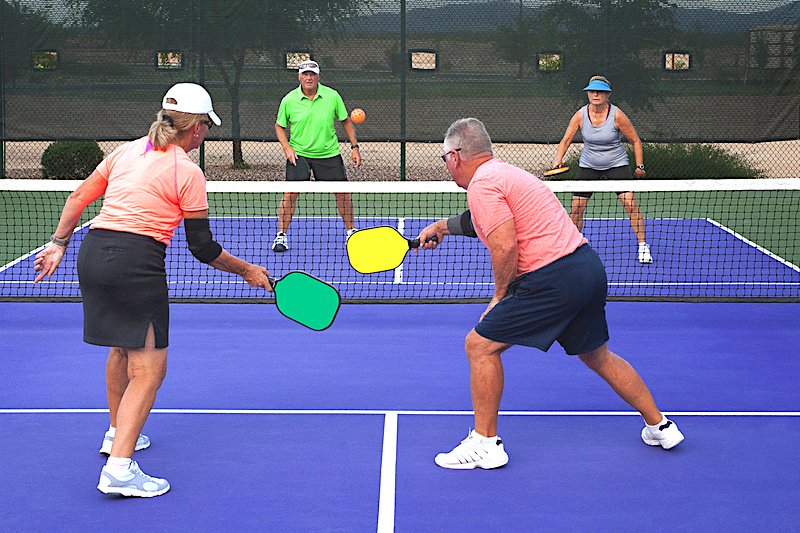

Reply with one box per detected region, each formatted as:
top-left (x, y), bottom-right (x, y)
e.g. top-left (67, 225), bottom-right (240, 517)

top-left (350, 108), bottom-right (365, 124)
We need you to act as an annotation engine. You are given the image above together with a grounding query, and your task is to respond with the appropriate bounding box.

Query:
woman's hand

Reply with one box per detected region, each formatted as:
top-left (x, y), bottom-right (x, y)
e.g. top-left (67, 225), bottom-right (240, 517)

top-left (241, 264), bottom-right (271, 291)
top-left (33, 244), bottom-right (67, 283)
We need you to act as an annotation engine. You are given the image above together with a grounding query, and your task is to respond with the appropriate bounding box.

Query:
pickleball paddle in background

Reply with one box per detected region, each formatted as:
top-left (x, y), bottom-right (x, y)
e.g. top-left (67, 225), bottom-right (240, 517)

top-left (268, 271), bottom-right (340, 331)
top-left (542, 165), bottom-right (570, 177)
top-left (346, 226), bottom-right (438, 274)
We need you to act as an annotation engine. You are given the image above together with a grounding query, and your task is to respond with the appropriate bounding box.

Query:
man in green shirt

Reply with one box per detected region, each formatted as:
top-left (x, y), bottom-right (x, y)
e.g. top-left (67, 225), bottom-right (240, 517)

top-left (273, 60), bottom-right (361, 252)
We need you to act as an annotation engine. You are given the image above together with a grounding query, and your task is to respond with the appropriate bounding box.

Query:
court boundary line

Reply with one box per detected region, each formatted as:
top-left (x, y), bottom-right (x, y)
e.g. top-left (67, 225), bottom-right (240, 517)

top-left (394, 218), bottom-right (407, 285)
top-left (706, 217), bottom-right (800, 273)
top-left (2, 409), bottom-right (798, 416)
top-left (0, 221), bottom-right (92, 272)
top-left (377, 412), bottom-right (398, 533)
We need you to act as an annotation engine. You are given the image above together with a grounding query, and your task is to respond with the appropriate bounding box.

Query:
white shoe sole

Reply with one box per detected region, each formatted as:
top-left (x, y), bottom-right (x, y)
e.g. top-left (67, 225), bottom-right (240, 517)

top-left (434, 454), bottom-right (509, 470)
top-left (97, 483), bottom-right (170, 497)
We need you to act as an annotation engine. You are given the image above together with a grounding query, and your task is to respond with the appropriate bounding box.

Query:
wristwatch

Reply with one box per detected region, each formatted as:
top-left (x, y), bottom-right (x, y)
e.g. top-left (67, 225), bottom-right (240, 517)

top-left (635, 164), bottom-right (645, 170)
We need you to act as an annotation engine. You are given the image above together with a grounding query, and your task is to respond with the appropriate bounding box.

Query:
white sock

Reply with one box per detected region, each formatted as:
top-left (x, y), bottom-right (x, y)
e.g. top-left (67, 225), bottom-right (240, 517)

top-left (639, 242), bottom-right (649, 250)
top-left (105, 456), bottom-right (132, 476)
top-left (106, 426), bottom-right (116, 437)
top-left (647, 415), bottom-right (668, 430)
top-left (472, 429), bottom-right (498, 443)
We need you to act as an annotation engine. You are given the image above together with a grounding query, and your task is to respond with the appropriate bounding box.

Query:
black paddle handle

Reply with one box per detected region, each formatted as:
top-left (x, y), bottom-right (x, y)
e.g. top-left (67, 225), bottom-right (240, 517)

top-left (408, 235), bottom-right (439, 249)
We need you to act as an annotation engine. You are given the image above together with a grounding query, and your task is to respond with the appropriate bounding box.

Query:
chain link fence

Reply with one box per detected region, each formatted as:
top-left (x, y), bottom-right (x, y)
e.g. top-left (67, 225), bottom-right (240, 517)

top-left (2, 0), bottom-right (799, 180)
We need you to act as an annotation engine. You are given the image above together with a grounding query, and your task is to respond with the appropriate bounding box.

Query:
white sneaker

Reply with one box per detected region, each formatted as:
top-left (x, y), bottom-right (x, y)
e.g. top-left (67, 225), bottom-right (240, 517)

top-left (638, 242), bottom-right (653, 264)
top-left (435, 429), bottom-right (509, 470)
top-left (97, 460), bottom-right (170, 497)
top-left (99, 431), bottom-right (151, 456)
top-left (641, 418), bottom-right (684, 449)
top-left (272, 232), bottom-right (288, 252)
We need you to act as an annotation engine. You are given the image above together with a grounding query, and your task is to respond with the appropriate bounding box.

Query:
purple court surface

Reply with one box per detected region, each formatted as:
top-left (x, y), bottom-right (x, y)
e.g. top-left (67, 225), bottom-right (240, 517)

top-left (1, 301), bottom-right (798, 532)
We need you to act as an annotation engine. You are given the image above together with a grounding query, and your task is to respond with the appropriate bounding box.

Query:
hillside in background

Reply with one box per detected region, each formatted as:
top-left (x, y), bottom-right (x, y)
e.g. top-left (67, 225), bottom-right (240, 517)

top-left (342, 1), bottom-right (800, 34)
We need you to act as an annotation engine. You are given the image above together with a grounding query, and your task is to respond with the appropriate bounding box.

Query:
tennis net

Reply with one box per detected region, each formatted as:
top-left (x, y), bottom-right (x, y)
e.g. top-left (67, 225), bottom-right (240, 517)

top-left (1, 178), bottom-right (798, 302)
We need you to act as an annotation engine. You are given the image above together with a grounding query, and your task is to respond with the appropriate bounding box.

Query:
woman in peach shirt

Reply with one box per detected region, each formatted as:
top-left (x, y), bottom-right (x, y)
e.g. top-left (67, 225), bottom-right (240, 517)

top-left (34, 83), bottom-right (270, 497)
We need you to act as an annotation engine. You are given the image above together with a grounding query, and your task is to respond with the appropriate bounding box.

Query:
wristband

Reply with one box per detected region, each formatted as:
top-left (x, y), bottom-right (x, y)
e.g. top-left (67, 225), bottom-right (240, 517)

top-left (636, 164), bottom-right (645, 170)
top-left (350, 144), bottom-right (359, 150)
top-left (50, 234), bottom-right (70, 247)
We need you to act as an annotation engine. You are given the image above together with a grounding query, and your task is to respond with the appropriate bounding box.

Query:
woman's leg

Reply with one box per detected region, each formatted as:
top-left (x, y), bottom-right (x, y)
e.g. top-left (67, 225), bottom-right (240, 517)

top-left (108, 324), bottom-right (167, 458)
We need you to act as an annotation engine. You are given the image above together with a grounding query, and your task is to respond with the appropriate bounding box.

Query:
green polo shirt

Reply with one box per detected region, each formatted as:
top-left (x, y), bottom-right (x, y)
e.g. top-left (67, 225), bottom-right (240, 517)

top-left (276, 83), bottom-right (348, 159)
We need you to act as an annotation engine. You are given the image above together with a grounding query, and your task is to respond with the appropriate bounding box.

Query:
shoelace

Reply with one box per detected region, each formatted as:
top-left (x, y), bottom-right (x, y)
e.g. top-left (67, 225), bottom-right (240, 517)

top-left (128, 461), bottom-right (161, 483)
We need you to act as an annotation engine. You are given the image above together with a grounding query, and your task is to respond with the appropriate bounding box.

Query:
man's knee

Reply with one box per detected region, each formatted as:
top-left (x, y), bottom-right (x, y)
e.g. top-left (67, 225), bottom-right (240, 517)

top-left (578, 342), bottom-right (610, 368)
top-left (465, 329), bottom-right (508, 360)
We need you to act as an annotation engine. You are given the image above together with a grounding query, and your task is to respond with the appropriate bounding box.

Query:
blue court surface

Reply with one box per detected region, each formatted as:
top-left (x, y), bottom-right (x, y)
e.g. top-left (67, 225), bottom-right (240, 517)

top-left (3, 216), bottom-right (798, 300)
top-left (1, 300), bottom-right (798, 532)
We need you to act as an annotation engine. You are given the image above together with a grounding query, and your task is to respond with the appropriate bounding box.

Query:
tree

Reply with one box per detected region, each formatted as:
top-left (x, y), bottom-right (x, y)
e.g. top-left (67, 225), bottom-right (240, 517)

top-left (1, 1), bottom-right (62, 85)
top-left (495, 0), bottom-right (677, 109)
top-left (67, 0), bottom-right (372, 167)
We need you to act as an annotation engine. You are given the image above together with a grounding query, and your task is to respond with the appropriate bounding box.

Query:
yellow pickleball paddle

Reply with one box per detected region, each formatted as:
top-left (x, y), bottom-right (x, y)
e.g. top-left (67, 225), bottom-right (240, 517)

top-left (346, 226), bottom-right (437, 274)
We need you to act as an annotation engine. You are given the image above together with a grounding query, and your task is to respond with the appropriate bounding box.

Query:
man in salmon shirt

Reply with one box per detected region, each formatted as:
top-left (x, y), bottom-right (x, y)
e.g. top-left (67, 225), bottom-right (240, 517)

top-left (417, 118), bottom-right (683, 470)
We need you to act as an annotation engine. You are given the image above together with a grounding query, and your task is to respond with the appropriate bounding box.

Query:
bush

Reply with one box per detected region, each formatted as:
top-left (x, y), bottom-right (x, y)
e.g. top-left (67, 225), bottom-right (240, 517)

top-left (559, 143), bottom-right (762, 179)
top-left (41, 141), bottom-right (104, 179)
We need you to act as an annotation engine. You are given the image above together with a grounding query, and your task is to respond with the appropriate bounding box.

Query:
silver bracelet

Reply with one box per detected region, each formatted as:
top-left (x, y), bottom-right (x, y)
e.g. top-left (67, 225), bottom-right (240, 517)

top-left (50, 234), bottom-right (70, 247)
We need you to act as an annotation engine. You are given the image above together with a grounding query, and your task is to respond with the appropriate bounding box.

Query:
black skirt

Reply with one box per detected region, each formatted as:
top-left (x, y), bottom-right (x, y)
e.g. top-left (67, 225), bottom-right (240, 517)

top-left (78, 229), bottom-right (169, 348)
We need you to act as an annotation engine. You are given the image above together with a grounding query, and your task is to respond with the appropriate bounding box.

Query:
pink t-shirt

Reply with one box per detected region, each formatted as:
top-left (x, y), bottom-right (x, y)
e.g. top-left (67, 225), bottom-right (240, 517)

top-left (467, 158), bottom-right (587, 276)
top-left (90, 137), bottom-right (209, 245)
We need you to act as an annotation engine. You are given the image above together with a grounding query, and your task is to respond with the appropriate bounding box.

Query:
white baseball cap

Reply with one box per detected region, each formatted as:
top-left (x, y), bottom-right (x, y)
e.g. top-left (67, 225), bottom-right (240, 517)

top-left (298, 60), bottom-right (320, 74)
top-left (162, 83), bottom-right (221, 126)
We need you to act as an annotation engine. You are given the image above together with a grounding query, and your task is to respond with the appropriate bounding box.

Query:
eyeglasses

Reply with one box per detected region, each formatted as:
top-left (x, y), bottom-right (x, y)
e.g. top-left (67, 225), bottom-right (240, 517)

top-left (440, 148), bottom-right (461, 162)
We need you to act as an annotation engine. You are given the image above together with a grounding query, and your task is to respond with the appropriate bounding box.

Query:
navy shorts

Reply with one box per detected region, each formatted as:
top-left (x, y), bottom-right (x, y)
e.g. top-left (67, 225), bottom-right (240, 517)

top-left (286, 155), bottom-right (347, 181)
top-left (573, 165), bottom-right (631, 198)
top-left (78, 229), bottom-right (169, 348)
top-left (474, 244), bottom-right (609, 355)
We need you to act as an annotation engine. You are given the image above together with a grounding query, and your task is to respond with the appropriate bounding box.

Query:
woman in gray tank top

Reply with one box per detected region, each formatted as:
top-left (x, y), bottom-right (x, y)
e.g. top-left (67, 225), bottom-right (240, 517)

top-left (553, 76), bottom-right (652, 264)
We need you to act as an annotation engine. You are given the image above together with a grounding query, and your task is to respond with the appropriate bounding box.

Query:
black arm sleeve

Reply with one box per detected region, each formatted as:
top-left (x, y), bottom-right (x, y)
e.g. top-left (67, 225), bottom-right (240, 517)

top-left (446, 209), bottom-right (477, 238)
top-left (184, 218), bottom-right (223, 264)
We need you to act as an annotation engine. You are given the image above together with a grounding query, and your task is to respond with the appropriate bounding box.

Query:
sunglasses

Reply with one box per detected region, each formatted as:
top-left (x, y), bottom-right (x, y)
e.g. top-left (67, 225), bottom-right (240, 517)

top-left (440, 148), bottom-right (461, 162)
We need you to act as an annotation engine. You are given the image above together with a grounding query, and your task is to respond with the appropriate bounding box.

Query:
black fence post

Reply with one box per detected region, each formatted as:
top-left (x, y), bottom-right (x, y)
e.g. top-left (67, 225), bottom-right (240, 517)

top-left (399, 0), bottom-right (406, 181)
top-left (197, 2), bottom-right (206, 171)
top-left (0, 0), bottom-right (5, 179)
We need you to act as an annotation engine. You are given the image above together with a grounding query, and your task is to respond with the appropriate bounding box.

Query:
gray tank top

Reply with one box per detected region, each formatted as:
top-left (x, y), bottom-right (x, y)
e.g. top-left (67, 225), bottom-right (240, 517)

top-left (578, 104), bottom-right (629, 170)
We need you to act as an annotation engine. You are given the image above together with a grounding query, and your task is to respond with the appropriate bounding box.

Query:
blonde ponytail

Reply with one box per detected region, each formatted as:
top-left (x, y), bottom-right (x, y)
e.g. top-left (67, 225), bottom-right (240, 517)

top-left (147, 99), bottom-right (205, 150)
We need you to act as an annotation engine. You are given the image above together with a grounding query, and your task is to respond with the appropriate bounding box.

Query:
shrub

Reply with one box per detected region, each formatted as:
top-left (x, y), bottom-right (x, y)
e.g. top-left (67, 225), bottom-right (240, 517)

top-left (41, 141), bottom-right (104, 179)
top-left (559, 143), bottom-right (762, 179)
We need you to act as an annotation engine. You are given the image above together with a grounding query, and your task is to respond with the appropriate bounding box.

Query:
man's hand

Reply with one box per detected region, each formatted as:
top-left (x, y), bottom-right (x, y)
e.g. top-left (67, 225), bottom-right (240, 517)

top-left (351, 147), bottom-right (362, 167)
top-left (283, 146), bottom-right (298, 165)
top-left (416, 221), bottom-right (446, 251)
top-left (479, 296), bottom-right (501, 321)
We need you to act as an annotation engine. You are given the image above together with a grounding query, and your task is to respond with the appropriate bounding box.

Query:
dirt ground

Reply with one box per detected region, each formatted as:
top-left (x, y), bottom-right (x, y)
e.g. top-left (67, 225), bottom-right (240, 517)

top-left (3, 139), bottom-right (799, 181)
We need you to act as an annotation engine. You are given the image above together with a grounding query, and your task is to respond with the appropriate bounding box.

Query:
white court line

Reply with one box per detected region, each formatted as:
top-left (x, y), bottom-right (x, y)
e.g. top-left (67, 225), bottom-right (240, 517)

top-left (706, 217), bottom-right (800, 273)
top-left (0, 221), bottom-right (92, 273)
top-left (394, 218), bottom-right (406, 285)
top-left (1, 409), bottom-right (798, 416)
top-left (377, 412), bottom-right (398, 533)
